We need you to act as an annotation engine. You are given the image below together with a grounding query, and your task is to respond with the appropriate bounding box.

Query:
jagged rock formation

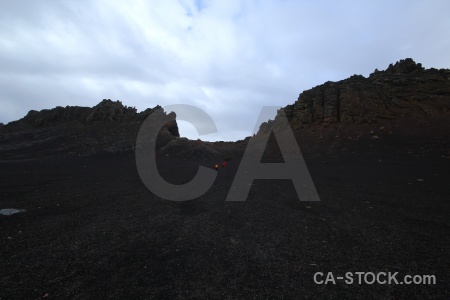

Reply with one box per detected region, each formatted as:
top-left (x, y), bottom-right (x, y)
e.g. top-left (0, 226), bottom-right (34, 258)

top-left (256, 58), bottom-right (450, 159)
top-left (13, 99), bottom-right (178, 132)
top-left (0, 99), bottom-right (238, 161)
top-left (281, 58), bottom-right (450, 128)
top-left (0, 100), bottom-right (179, 159)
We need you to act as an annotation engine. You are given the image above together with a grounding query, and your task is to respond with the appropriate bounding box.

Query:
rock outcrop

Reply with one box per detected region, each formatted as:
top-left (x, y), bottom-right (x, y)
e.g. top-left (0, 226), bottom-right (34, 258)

top-left (255, 58), bottom-right (450, 159)
top-left (281, 58), bottom-right (450, 128)
top-left (0, 100), bottom-right (179, 159)
top-left (16, 99), bottom-right (178, 131)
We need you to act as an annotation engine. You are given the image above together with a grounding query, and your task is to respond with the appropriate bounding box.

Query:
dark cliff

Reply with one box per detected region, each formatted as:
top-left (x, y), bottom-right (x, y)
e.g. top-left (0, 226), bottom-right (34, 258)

top-left (0, 100), bottom-right (179, 159)
top-left (257, 58), bottom-right (450, 159)
top-left (281, 58), bottom-right (450, 128)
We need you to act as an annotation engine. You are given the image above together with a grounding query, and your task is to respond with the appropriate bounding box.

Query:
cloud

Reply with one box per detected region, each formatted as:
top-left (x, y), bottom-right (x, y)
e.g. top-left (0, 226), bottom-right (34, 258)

top-left (1, 0), bottom-right (449, 140)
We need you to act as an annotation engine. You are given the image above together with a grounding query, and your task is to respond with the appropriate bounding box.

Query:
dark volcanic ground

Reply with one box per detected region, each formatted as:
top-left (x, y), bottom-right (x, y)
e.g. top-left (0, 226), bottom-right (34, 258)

top-left (1, 147), bottom-right (449, 298)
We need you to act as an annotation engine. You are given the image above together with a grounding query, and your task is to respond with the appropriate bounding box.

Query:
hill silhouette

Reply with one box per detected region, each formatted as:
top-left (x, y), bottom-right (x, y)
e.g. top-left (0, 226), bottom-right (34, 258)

top-left (1, 58), bottom-right (449, 161)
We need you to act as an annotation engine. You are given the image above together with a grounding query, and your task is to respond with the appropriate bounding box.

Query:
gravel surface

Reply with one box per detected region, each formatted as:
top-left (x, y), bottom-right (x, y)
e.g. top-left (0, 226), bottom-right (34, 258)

top-left (1, 153), bottom-right (449, 299)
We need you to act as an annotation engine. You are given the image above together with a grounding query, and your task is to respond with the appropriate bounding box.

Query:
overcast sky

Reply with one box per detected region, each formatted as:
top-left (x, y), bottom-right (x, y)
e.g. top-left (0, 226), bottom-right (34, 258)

top-left (1, 0), bottom-right (449, 141)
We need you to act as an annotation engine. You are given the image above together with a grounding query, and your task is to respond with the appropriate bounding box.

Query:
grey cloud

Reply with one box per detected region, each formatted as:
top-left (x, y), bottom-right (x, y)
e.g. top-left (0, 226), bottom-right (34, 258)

top-left (1, 0), bottom-right (449, 140)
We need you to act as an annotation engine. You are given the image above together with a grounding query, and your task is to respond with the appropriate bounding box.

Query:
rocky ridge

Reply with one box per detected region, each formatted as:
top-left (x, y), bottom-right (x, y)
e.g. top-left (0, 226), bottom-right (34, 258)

top-left (0, 100), bottom-right (179, 159)
top-left (1, 58), bottom-right (449, 161)
top-left (256, 58), bottom-right (450, 159)
top-left (279, 58), bottom-right (450, 128)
